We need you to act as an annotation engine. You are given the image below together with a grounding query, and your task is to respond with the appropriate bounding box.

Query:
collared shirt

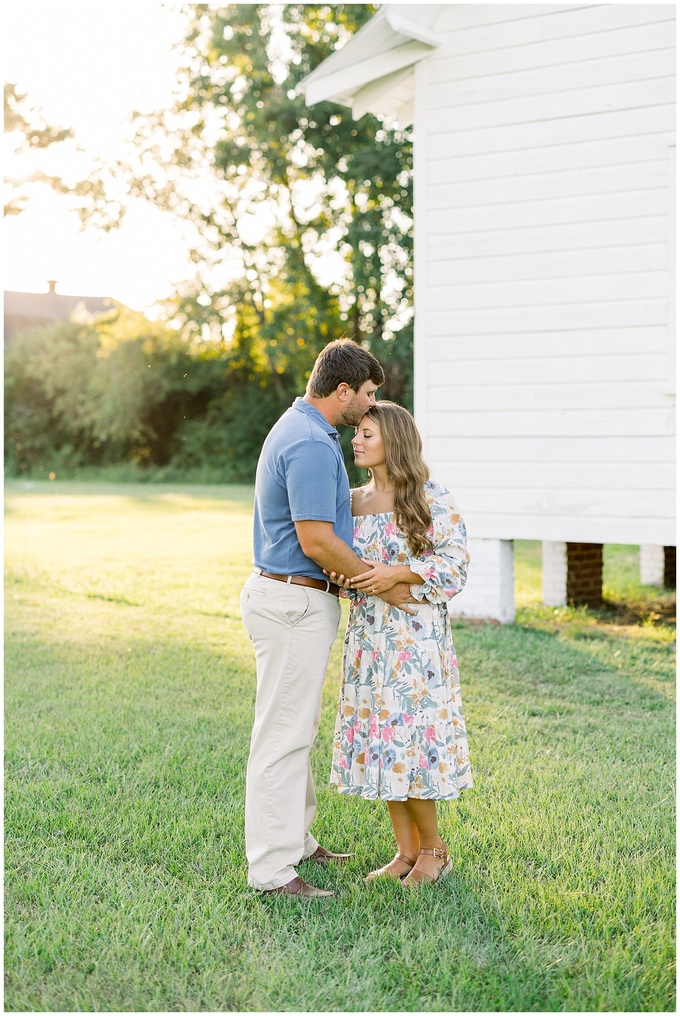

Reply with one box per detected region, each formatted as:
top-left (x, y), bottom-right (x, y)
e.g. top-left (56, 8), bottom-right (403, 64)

top-left (252, 397), bottom-right (353, 579)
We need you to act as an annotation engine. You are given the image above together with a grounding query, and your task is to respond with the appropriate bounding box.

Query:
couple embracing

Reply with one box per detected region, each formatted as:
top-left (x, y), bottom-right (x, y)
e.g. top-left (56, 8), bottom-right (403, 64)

top-left (240, 339), bottom-right (472, 898)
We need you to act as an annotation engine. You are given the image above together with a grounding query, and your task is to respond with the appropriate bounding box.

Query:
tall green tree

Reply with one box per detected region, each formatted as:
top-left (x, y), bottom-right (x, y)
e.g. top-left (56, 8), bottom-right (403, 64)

top-left (5, 7), bottom-right (416, 485)
top-left (129, 4), bottom-right (414, 405)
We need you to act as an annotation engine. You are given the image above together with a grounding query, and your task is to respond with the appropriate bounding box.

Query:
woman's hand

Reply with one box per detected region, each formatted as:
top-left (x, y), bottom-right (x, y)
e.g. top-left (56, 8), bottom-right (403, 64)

top-left (349, 561), bottom-right (398, 594)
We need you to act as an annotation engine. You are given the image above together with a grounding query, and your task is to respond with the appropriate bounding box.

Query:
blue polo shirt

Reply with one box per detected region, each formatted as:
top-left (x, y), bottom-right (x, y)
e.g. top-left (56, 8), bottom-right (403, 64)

top-left (252, 397), bottom-right (353, 580)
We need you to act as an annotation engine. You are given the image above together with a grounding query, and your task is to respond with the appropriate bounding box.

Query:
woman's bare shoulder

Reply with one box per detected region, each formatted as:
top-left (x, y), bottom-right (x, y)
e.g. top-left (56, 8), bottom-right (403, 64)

top-left (350, 485), bottom-right (370, 515)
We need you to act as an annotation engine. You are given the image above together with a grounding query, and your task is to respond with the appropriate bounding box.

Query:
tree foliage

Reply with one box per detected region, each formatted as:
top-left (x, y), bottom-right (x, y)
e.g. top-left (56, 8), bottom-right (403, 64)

top-left (4, 82), bottom-right (122, 228)
top-left (5, 6), bottom-right (416, 483)
top-left (129, 3), bottom-right (414, 405)
top-left (4, 83), bottom-right (75, 217)
top-left (5, 308), bottom-right (290, 481)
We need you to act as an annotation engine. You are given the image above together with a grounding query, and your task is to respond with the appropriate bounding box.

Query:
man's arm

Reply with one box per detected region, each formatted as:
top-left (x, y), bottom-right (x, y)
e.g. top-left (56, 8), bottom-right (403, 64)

top-left (294, 520), bottom-right (418, 611)
top-left (295, 520), bottom-right (365, 579)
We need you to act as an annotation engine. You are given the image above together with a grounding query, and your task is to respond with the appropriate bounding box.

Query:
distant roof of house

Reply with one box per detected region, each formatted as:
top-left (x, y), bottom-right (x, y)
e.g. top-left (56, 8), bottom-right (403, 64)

top-left (299, 4), bottom-right (442, 125)
top-left (4, 287), bottom-right (115, 322)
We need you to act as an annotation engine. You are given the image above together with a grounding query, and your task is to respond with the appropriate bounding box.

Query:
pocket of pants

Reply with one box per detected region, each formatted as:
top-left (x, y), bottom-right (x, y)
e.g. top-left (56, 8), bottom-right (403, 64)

top-left (283, 586), bottom-right (311, 627)
top-left (240, 583), bottom-right (265, 640)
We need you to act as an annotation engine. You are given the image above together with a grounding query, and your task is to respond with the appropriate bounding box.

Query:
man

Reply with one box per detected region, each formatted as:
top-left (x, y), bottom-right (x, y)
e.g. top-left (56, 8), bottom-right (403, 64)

top-left (240, 338), bottom-right (416, 898)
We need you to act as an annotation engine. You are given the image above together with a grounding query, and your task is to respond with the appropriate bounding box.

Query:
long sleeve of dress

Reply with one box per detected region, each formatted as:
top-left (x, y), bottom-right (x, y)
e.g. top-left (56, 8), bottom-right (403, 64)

top-left (406, 484), bottom-right (470, 605)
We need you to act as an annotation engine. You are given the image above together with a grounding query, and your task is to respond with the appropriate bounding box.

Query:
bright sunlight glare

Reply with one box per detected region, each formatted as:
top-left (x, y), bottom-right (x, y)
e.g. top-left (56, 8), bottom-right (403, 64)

top-left (3, 2), bottom-right (194, 313)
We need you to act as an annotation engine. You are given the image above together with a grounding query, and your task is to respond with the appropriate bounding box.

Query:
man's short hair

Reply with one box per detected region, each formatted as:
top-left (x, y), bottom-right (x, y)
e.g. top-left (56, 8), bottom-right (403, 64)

top-left (306, 338), bottom-right (385, 397)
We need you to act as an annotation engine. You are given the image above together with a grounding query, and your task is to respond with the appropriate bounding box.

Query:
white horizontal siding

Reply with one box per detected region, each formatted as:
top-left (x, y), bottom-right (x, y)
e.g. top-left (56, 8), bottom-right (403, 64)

top-left (428, 326), bottom-right (668, 360)
top-left (429, 244), bottom-right (667, 285)
top-left (428, 14), bottom-right (673, 82)
top-left (427, 216), bottom-right (669, 260)
top-left (428, 104), bottom-right (674, 160)
top-left (428, 33), bottom-right (674, 104)
top-left (415, 3), bottom-right (675, 545)
top-left (446, 486), bottom-right (675, 521)
top-left (428, 136), bottom-right (675, 186)
top-left (434, 460), bottom-right (675, 492)
top-left (427, 408), bottom-right (674, 438)
top-left (428, 435), bottom-right (675, 463)
top-left (426, 299), bottom-right (667, 335)
top-left (429, 380), bottom-right (667, 412)
top-left (426, 76), bottom-right (673, 136)
top-left (442, 510), bottom-right (674, 546)
top-left (431, 4), bottom-right (674, 52)
top-left (429, 161), bottom-right (669, 210)
top-left (427, 352), bottom-right (667, 385)
top-left (429, 272), bottom-right (666, 310)
top-left (428, 188), bottom-right (668, 235)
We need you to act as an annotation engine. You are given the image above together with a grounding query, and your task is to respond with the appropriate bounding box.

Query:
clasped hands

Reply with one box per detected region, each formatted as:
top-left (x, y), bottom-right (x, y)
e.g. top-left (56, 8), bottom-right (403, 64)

top-left (325, 560), bottom-right (397, 595)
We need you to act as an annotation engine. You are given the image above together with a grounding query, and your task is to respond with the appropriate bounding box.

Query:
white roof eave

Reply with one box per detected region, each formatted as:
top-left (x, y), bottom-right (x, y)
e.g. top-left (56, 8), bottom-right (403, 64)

top-left (300, 6), bottom-right (440, 123)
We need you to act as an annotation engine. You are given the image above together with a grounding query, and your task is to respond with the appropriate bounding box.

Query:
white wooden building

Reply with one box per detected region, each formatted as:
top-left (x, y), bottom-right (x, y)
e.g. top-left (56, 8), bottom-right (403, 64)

top-left (302, 3), bottom-right (676, 621)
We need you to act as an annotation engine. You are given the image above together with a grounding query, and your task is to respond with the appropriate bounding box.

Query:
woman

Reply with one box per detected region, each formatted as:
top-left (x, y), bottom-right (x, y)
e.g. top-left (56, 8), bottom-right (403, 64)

top-left (329, 402), bottom-right (471, 887)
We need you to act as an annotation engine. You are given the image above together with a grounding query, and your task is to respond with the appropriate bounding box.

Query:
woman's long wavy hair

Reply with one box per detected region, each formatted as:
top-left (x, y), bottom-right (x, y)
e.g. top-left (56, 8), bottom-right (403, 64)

top-left (363, 401), bottom-right (433, 557)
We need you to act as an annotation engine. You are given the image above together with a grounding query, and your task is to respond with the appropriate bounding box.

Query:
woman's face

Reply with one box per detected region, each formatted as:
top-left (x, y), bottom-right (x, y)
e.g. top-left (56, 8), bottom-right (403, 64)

top-left (352, 415), bottom-right (385, 469)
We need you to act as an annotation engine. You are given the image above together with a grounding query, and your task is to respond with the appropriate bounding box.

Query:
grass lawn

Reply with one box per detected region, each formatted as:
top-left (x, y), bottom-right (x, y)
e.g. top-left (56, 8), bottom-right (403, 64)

top-left (5, 482), bottom-right (676, 1012)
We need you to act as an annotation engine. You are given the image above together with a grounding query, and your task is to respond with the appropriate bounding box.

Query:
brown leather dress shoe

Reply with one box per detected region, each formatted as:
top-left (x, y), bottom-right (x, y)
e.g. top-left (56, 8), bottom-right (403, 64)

top-left (260, 875), bottom-right (336, 898)
top-left (303, 845), bottom-right (354, 866)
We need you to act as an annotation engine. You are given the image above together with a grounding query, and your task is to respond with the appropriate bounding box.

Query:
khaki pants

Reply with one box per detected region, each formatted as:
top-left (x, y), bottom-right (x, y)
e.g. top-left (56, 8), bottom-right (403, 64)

top-left (240, 571), bottom-right (341, 890)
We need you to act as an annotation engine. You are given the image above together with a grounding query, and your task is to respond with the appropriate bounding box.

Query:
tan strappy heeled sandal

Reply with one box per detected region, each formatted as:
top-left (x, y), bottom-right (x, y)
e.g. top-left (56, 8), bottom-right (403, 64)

top-left (402, 845), bottom-right (453, 887)
top-left (364, 852), bottom-right (417, 882)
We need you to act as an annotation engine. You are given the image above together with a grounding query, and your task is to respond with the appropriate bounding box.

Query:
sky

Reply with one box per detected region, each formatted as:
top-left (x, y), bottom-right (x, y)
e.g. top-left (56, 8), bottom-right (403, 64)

top-left (3, 1), bottom-right (195, 312)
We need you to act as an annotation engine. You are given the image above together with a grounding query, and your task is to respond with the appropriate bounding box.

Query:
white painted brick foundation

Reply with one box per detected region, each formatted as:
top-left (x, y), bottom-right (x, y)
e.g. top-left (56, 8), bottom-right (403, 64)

top-left (542, 541), bottom-right (568, 606)
top-left (640, 545), bottom-right (665, 586)
top-left (449, 538), bottom-right (515, 624)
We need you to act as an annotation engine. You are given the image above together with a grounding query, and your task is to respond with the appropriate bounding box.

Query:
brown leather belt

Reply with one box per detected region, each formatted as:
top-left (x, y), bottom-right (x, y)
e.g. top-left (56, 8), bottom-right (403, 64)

top-left (258, 570), bottom-right (340, 597)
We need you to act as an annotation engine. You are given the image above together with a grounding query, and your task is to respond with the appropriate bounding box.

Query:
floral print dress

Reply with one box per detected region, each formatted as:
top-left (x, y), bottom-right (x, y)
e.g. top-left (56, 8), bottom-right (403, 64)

top-left (330, 480), bottom-right (472, 801)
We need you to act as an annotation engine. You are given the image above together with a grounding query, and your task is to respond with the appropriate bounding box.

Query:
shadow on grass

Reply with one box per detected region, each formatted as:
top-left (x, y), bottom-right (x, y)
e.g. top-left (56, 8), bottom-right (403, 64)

top-left (246, 866), bottom-right (560, 1012)
top-left (514, 585), bottom-right (676, 631)
top-left (597, 594), bottom-right (676, 627)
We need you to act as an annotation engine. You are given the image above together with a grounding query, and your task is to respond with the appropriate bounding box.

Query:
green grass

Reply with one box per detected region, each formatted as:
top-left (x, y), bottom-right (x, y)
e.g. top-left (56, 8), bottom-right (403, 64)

top-left (5, 482), bottom-right (676, 1012)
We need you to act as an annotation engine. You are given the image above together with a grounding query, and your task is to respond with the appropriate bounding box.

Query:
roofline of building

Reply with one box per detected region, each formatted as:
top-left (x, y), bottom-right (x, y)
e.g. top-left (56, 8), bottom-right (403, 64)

top-left (299, 5), bottom-right (440, 123)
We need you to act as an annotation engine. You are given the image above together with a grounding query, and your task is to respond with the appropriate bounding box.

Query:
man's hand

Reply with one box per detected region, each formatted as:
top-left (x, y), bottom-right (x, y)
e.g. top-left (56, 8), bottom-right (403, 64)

top-left (325, 571), bottom-right (419, 616)
top-left (324, 569), bottom-right (352, 589)
top-left (297, 521), bottom-right (420, 615)
top-left (379, 582), bottom-right (419, 615)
